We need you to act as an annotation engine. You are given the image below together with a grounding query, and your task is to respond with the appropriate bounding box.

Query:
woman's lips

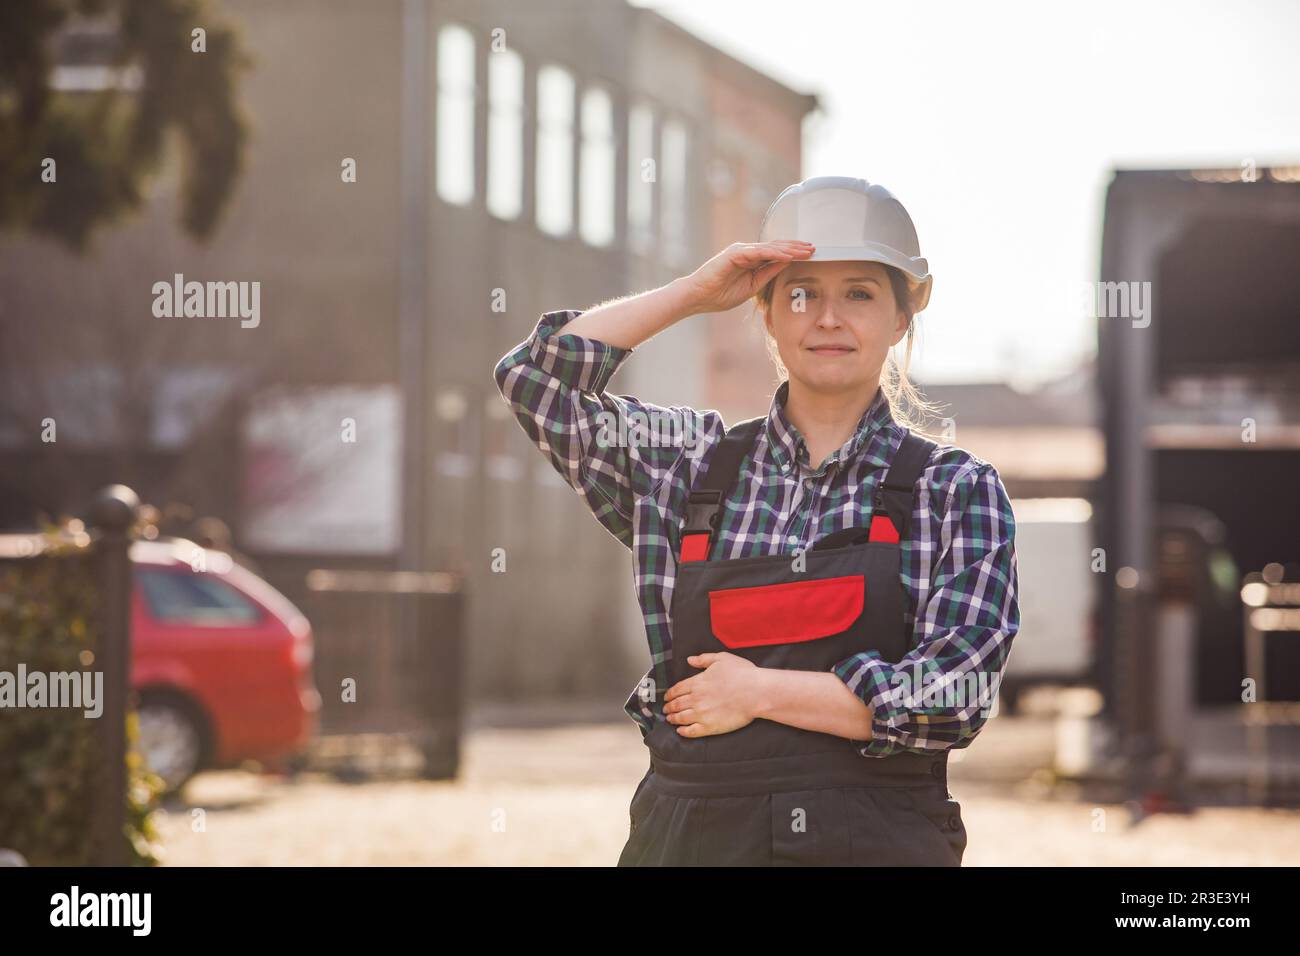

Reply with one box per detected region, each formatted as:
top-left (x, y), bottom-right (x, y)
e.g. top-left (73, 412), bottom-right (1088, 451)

top-left (808, 346), bottom-right (854, 354)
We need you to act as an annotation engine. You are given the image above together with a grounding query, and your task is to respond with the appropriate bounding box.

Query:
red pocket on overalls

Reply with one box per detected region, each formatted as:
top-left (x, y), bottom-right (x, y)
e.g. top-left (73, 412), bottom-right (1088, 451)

top-left (707, 575), bottom-right (865, 649)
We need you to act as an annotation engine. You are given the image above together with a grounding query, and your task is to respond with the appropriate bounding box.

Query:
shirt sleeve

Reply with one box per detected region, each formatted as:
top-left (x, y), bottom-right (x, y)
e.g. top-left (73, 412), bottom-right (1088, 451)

top-left (492, 308), bottom-right (704, 549)
top-left (830, 460), bottom-right (1020, 757)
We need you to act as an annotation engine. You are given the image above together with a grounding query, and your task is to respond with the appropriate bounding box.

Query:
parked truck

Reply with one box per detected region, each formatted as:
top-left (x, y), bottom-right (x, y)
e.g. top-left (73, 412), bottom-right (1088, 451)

top-left (1072, 166), bottom-right (1300, 803)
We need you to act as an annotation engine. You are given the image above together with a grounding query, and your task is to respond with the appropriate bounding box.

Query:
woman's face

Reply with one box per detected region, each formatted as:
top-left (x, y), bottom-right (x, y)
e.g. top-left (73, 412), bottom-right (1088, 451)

top-left (763, 259), bottom-right (910, 395)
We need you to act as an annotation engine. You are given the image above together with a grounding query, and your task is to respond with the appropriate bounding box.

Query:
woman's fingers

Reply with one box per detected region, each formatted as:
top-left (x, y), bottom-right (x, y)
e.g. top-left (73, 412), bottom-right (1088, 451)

top-left (752, 258), bottom-right (792, 288)
top-left (732, 240), bottom-right (813, 263)
top-left (759, 239), bottom-right (815, 255)
top-left (684, 240), bottom-right (813, 314)
top-left (729, 246), bottom-right (814, 277)
top-left (664, 676), bottom-right (695, 702)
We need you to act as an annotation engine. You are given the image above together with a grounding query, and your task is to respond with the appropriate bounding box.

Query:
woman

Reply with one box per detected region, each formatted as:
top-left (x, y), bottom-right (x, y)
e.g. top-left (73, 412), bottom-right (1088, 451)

top-left (493, 175), bottom-right (1019, 866)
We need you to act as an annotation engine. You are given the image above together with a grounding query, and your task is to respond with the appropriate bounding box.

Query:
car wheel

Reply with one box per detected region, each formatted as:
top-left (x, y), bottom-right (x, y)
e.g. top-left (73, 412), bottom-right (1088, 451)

top-left (136, 699), bottom-right (205, 792)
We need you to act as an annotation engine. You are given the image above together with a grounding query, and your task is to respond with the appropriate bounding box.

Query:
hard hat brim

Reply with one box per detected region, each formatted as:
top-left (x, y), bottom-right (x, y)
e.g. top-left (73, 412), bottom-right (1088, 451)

top-left (801, 245), bottom-right (932, 311)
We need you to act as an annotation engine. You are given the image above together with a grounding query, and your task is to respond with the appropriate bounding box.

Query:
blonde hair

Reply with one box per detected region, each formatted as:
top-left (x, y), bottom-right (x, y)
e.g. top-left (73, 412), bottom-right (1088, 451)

top-left (751, 264), bottom-right (947, 439)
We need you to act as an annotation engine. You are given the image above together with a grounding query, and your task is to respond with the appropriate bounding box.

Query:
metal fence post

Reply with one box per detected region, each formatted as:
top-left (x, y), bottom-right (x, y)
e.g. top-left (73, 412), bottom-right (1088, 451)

top-left (90, 484), bottom-right (138, 866)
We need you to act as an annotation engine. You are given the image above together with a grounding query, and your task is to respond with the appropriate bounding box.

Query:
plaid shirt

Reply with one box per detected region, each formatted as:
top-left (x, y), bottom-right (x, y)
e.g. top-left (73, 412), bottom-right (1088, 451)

top-left (493, 309), bottom-right (1020, 757)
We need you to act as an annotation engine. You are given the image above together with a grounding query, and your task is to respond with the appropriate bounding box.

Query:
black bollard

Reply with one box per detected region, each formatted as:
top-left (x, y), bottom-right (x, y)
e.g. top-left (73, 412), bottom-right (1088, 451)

top-left (89, 485), bottom-right (139, 867)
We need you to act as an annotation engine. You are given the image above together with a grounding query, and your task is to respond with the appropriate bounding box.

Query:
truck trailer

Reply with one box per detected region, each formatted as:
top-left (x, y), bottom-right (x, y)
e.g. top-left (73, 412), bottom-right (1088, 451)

top-left (1071, 166), bottom-right (1300, 805)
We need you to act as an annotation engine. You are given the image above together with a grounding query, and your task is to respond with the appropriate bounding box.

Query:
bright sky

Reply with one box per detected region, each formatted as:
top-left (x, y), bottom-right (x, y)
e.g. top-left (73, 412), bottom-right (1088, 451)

top-left (635, 0), bottom-right (1300, 385)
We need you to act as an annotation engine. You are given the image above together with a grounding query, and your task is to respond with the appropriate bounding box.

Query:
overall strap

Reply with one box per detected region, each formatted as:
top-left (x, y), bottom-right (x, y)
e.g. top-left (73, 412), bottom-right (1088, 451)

top-left (861, 429), bottom-right (938, 665)
top-left (679, 416), bottom-right (766, 563)
top-left (868, 429), bottom-right (937, 543)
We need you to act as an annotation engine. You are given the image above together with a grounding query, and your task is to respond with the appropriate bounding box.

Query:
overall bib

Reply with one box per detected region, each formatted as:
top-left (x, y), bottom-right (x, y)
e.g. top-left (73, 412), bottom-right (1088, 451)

top-left (618, 416), bottom-right (968, 866)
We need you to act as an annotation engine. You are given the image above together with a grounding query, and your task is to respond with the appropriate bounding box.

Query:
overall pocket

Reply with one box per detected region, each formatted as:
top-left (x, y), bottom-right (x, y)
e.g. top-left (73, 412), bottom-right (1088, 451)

top-left (843, 785), bottom-right (965, 867)
top-left (618, 769), bottom-right (662, 866)
top-left (896, 784), bottom-right (967, 866)
top-left (707, 574), bottom-right (865, 649)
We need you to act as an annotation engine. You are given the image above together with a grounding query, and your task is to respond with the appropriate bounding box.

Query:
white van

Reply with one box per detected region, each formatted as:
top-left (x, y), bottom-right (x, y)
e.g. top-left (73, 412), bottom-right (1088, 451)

top-left (1000, 498), bottom-right (1096, 712)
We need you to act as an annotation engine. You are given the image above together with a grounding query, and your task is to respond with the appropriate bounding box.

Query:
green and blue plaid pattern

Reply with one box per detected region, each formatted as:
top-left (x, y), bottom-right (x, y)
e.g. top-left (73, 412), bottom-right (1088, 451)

top-left (494, 309), bottom-right (1020, 757)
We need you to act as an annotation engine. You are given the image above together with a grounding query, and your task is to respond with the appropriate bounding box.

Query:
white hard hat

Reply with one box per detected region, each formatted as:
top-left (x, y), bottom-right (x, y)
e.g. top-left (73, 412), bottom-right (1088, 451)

top-left (758, 175), bottom-right (932, 312)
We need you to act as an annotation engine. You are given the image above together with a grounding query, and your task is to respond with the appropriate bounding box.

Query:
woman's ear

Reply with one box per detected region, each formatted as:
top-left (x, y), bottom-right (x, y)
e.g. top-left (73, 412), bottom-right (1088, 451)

top-left (892, 309), bottom-right (911, 346)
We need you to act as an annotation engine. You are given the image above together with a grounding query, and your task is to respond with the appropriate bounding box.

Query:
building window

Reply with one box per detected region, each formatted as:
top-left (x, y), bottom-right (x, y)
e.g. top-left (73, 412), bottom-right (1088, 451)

top-left (661, 117), bottom-right (689, 266)
top-left (434, 387), bottom-right (474, 478)
top-left (627, 102), bottom-right (655, 254)
top-left (535, 64), bottom-right (575, 236)
top-left (579, 86), bottom-right (615, 247)
top-left (50, 16), bottom-right (139, 92)
top-left (436, 23), bottom-right (475, 206)
top-left (487, 46), bottom-right (523, 220)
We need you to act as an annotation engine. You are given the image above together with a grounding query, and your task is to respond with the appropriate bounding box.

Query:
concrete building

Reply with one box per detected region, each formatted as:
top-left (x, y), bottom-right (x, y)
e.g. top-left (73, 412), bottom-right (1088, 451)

top-left (0, 0), bottom-right (818, 709)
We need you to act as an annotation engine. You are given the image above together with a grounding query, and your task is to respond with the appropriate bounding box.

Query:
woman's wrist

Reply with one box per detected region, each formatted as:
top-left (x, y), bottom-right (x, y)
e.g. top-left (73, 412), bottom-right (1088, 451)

top-left (556, 276), bottom-right (700, 349)
top-left (747, 666), bottom-right (779, 722)
top-left (748, 667), bottom-right (876, 740)
top-left (663, 274), bottom-right (703, 320)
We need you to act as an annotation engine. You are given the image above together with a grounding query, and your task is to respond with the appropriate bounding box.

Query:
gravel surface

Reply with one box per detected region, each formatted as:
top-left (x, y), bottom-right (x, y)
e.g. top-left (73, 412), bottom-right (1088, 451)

top-left (154, 705), bottom-right (1300, 866)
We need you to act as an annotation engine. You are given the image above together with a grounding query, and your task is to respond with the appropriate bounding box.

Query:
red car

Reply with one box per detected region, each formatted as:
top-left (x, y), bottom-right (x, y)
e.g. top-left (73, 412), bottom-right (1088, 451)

top-left (129, 539), bottom-right (320, 791)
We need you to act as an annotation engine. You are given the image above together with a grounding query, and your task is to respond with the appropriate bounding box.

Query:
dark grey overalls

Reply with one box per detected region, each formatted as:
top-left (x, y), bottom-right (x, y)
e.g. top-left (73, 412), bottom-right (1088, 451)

top-left (617, 416), bottom-right (967, 866)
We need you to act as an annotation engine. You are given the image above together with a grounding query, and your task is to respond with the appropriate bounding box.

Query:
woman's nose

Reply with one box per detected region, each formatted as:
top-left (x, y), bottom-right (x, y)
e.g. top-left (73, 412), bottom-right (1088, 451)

top-left (815, 306), bottom-right (844, 327)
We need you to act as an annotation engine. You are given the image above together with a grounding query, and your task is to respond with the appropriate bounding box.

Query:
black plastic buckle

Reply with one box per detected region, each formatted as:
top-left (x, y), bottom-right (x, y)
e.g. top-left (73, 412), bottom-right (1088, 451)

top-left (683, 489), bottom-right (723, 535)
top-left (874, 480), bottom-right (911, 536)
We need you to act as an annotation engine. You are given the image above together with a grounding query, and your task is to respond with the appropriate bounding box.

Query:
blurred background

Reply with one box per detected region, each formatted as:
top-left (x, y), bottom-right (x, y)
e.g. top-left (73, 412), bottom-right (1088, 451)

top-left (1, 0), bottom-right (1299, 865)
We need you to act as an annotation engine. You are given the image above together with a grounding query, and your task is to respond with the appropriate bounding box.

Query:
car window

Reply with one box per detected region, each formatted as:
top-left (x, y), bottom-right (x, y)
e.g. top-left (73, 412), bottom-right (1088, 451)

top-left (137, 568), bottom-right (262, 625)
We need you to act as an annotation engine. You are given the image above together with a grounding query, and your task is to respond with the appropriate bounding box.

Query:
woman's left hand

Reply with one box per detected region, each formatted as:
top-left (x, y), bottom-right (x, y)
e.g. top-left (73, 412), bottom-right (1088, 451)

top-left (664, 652), bottom-right (764, 736)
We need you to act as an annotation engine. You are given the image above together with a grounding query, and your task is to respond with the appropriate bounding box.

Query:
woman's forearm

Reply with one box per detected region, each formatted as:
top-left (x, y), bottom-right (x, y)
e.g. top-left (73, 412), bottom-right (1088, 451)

top-left (555, 240), bottom-right (812, 349)
top-left (555, 276), bottom-right (700, 350)
top-left (752, 668), bottom-right (876, 741)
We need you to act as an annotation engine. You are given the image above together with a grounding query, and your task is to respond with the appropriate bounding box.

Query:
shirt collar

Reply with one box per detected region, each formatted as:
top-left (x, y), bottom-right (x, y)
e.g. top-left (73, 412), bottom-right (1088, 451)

top-left (764, 379), bottom-right (894, 474)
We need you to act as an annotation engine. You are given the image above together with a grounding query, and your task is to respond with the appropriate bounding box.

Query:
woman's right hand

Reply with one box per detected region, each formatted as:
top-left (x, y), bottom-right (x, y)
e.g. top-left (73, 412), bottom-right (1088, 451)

top-left (680, 240), bottom-right (815, 315)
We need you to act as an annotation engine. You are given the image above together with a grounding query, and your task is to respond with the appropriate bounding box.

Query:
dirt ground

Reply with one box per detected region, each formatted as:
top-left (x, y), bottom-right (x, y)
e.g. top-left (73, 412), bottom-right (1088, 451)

top-left (155, 701), bottom-right (1300, 866)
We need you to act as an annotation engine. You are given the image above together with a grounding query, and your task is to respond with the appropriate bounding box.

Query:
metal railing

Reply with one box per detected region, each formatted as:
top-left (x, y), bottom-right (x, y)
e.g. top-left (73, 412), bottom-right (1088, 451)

top-left (303, 568), bottom-right (465, 779)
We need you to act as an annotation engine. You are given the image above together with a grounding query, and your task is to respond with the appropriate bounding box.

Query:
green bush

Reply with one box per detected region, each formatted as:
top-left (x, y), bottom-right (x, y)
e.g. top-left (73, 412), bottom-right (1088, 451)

top-left (0, 531), bottom-right (164, 865)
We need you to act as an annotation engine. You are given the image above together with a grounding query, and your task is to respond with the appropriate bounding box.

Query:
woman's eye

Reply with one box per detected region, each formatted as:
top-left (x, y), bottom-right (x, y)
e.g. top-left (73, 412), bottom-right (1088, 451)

top-left (849, 288), bottom-right (872, 300)
top-left (790, 287), bottom-right (815, 299)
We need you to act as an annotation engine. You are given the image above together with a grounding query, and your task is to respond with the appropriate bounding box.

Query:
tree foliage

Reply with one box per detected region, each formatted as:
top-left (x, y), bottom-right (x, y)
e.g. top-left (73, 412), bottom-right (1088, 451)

top-left (0, 0), bottom-right (250, 250)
